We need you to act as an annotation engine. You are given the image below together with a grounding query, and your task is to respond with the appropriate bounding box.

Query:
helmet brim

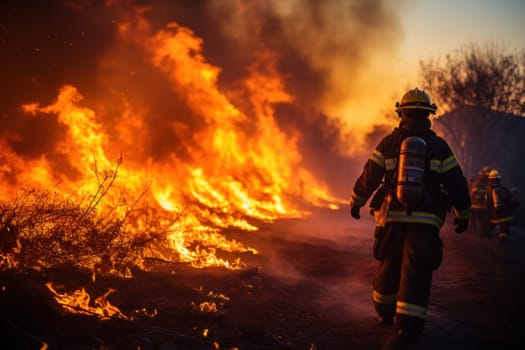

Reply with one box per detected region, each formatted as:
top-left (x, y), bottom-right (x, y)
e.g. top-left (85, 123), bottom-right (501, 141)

top-left (395, 104), bottom-right (437, 114)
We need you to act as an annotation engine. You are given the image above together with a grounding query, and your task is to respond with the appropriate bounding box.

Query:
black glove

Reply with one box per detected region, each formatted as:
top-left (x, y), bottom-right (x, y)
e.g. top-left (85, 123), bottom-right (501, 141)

top-left (454, 218), bottom-right (469, 234)
top-left (350, 204), bottom-right (361, 219)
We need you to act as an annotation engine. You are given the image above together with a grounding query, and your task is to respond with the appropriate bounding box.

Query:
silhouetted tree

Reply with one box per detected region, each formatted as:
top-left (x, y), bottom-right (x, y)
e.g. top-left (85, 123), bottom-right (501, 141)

top-left (419, 42), bottom-right (525, 116)
top-left (418, 44), bottom-right (525, 226)
top-left (418, 43), bottom-right (525, 174)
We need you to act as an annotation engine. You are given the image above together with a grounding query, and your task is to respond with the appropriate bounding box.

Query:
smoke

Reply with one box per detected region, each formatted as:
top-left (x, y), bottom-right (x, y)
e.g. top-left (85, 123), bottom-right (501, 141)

top-left (203, 0), bottom-right (406, 153)
top-left (0, 0), bottom-right (116, 160)
top-left (0, 0), bottom-right (402, 154)
top-left (249, 210), bottom-right (378, 320)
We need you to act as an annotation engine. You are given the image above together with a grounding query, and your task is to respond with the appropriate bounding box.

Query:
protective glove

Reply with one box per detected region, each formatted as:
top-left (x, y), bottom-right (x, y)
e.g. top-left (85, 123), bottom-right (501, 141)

top-left (454, 218), bottom-right (469, 234)
top-left (350, 204), bottom-right (361, 219)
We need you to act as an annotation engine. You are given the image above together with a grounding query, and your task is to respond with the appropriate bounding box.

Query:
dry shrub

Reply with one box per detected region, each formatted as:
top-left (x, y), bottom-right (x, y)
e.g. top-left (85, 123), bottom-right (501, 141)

top-left (0, 160), bottom-right (182, 276)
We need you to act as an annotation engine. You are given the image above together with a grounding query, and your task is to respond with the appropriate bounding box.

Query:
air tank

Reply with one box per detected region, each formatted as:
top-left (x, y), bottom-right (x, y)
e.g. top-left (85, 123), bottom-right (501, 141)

top-left (491, 187), bottom-right (503, 209)
top-left (396, 136), bottom-right (427, 210)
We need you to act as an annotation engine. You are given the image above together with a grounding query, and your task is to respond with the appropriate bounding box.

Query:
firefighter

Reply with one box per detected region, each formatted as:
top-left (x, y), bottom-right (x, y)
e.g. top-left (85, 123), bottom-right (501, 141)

top-left (349, 88), bottom-right (471, 349)
top-left (485, 169), bottom-right (516, 240)
top-left (467, 175), bottom-right (476, 193)
top-left (470, 166), bottom-right (491, 237)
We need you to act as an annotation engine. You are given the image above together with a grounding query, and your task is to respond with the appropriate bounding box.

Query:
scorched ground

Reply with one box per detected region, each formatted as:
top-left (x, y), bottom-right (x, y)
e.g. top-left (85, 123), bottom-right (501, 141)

top-left (1, 208), bottom-right (524, 349)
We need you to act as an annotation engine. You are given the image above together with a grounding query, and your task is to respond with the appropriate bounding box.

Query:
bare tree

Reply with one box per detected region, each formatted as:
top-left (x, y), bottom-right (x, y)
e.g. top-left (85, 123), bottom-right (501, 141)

top-left (419, 42), bottom-right (525, 115)
top-left (418, 43), bottom-right (525, 176)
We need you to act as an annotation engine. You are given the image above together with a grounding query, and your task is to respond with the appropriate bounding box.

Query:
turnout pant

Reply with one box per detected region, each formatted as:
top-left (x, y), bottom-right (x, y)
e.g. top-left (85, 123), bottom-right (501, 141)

top-left (471, 208), bottom-right (490, 237)
top-left (372, 223), bottom-right (443, 334)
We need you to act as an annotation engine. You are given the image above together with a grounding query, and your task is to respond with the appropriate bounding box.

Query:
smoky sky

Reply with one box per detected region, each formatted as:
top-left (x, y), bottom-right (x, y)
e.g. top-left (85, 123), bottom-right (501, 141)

top-left (0, 0), bottom-right (404, 190)
top-left (0, 1), bottom-right (116, 109)
top-left (0, 0), bottom-right (116, 159)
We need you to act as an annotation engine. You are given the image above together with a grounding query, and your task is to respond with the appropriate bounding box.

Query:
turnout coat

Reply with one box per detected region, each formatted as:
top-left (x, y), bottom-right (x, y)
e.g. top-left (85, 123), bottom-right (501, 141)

top-left (351, 117), bottom-right (471, 228)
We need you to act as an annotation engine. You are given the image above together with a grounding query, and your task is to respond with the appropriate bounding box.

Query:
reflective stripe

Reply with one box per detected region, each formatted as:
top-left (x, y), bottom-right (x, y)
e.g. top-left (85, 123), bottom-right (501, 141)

top-left (351, 190), bottom-right (368, 207)
top-left (441, 155), bottom-right (458, 173)
top-left (429, 159), bottom-right (441, 173)
top-left (472, 204), bottom-right (486, 209)
top-left (430, 156), bottom-right (458, 173)
top-left (385, 158), bottom-right (397, 171)
top-left (370, 150), bottom-right (385, 169)
top-left (387, 210), bottom-right (444, 229)
top-left (490, 216), bottom-right (513, 224)
top-left (396, 301), bottom-right (426, 319)
top-left (373, 290), bottom-right (397, 304)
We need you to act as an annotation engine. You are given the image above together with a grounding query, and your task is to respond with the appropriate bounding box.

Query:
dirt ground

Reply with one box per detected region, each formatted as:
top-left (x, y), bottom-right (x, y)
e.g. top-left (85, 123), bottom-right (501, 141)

top-left (1, 208), bottom-right (525, 349)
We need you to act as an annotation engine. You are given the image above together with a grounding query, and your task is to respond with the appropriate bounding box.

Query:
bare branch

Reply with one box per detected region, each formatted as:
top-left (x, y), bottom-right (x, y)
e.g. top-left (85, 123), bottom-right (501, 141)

top-left (0, 159), bottom-right (183, 277)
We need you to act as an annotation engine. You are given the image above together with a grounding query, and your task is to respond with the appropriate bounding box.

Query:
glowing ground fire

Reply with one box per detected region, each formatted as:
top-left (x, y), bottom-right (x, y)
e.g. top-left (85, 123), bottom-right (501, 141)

top-left (46, 282), bottom-right (157, 320)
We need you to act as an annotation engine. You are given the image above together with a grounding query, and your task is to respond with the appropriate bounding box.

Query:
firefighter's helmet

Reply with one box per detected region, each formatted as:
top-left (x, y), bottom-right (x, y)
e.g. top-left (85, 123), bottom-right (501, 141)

top-left (488, 169), bottom-right (501, 180)
top-left (395, 88), bottom-right (437, 115)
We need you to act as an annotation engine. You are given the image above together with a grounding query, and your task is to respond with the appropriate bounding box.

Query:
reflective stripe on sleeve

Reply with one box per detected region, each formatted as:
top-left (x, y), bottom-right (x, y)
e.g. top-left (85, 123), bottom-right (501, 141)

top-left (441, 155), bottom-right (459, 173)
top-left (396, 301), bottom-right (426, 319)
top-left (430, 156), bottom-right (459, 173)
top-left (385, 158), bottom-right (397, 171)
top-left (373, 290), bottom-right (397, 305)
top-left (430, 159), bottom-right (441, 173)
top-left (490, 216), bottom-right (514, 224)
top-left (386, 211), bottom-right (444, 229)
top-left (370, 150), bottom-right (385, 169)
top-left (351, 190), bottom-right (368, 207)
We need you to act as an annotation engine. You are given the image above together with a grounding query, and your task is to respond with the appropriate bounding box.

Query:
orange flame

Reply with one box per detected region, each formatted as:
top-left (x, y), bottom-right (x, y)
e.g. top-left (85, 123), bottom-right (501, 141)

top-left (0, 12), bottom-right (343, 272)
top-left (46, 282), bottom-right (137, 320)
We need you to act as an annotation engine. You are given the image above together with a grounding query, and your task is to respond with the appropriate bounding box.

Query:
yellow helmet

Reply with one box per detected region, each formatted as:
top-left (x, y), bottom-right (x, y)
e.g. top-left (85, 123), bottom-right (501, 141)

top-left (395, 88), bottom-right (437, 115)
top-left (488, 169), bottom-right (501, 180)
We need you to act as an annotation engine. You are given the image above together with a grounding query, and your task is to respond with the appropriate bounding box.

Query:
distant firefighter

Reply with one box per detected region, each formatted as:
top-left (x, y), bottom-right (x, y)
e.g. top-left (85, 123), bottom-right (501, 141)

top-left (467, 175), bottom-right (476, 192)
top-left (469, 166), bottom-right (491, 237)
top-left (485, 169), bottom-right (517, 240)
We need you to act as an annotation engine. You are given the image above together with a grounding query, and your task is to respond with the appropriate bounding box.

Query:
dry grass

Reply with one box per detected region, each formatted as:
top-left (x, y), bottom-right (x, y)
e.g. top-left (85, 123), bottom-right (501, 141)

top-left (0, 159), bottom-right (182, 276)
